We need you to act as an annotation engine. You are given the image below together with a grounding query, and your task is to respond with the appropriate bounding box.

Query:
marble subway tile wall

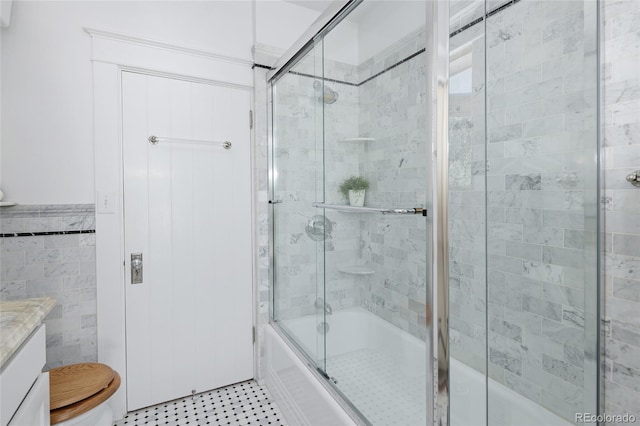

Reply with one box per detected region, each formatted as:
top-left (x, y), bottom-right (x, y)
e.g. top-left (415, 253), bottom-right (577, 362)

top-left (252, 47), bottom-right (274, 383)
top-left (356, 29), bottom-right (430, 340)
top-left (261, 29), bottom-right (430, 354)
top-left (486, 1), bottom-right (598, 420)
top-left (602, 0), bottom-right (640, 420)
top-left (321, 63), bottom-right (363, 313)
top-left (254, 38), bottom-right (428, 372)
top-left (271, 67), bottom-right (326, 322)
top-left (256, 0), bottom-right (640, 417)
top-left (0, 204), bottom-right (97, 369)
top-left (449, 17), bottom-right (488, 374)
top-left (450, 0), bottom-right (600, 421)
top-left (270, 52), bottom-right (362, 324)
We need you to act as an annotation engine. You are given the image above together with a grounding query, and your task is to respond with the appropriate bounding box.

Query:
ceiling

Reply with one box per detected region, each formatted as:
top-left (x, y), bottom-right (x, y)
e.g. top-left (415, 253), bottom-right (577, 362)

top-left (282, 0), bottom-right (335, 13)
top-left (283, 0), bottom-right (374, 24)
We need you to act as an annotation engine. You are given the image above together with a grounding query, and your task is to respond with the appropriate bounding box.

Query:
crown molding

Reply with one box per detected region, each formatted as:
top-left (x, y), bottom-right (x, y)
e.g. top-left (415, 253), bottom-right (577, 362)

top-left (253, 43), bottom-right (286, 68)
top-left (83, 27), bottom-right (253, 66)
top-left (253, 43), bottom-right (287, 58)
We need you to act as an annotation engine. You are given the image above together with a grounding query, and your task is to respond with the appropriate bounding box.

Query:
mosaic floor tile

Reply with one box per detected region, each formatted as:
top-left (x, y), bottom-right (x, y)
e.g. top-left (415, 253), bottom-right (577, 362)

top-left (113, 380), bottom-right (287, 426)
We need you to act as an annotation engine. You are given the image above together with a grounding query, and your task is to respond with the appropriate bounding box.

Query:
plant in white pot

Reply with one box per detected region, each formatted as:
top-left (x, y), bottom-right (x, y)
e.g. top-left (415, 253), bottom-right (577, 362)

top-left (339, 176), bottom-right (370, 207)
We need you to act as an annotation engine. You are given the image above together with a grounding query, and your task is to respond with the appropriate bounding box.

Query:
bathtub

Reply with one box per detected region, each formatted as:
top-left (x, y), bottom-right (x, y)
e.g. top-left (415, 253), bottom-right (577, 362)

top-left (265, 307), bottom-right (428, 425)
top-left (264, 307), bottom-right (572, 426)
top-left (450, 359), bottom-right (573, 426)
top-left (264, 325), bottom-right (358, 426)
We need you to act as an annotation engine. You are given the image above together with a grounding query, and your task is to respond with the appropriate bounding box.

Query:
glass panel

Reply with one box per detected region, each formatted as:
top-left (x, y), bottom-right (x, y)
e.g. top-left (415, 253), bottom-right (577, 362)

top-left (271, 41), bottom-right (326, 369)
top-left (484, 0), bottom-right (599, 424)
top-left (448, 1), bottom-right (488, 425)
top-left (320, 1), bottom-right (429, 424)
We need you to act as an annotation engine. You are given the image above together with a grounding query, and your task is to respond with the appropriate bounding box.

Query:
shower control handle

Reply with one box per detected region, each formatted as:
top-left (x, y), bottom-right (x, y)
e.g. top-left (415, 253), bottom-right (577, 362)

top-left (131, 253), bottom-right (143, 284)
top-left (627, 170), bottom-right (640, 187)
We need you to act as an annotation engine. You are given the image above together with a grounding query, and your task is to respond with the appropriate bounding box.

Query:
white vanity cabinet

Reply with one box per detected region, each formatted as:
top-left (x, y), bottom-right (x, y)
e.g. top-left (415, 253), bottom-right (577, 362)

top-left (0, 325), bottom-right (50, 426)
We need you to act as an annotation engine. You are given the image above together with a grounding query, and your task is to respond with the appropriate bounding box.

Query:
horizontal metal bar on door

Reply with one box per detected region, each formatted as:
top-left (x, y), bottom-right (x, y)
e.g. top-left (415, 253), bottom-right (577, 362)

top-left (312, 203), bottom-right (427, 216)
top-left (148, 135), bottom-right (232, 150)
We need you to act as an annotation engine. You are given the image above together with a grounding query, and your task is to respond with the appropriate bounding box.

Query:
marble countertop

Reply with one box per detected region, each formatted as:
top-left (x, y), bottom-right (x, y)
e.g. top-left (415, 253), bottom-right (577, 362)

top-left (0, 297), bottom-right (56, 369)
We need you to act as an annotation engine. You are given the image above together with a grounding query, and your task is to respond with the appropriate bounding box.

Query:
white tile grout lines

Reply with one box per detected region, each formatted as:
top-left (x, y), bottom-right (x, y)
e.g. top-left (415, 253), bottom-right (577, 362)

top-left (113, 380), bottom-right (287, 426)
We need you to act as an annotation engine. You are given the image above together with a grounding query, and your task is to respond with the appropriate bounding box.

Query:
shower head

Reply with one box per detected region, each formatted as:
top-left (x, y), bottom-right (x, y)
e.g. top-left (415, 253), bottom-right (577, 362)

top-left (313, 80), bottom-right (339, 104)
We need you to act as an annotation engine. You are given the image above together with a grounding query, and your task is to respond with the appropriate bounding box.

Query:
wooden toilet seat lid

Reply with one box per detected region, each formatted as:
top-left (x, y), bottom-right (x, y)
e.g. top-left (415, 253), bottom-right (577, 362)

top-left (50, 371), bottom-right (121, 425)
top-left (49, 363), bottom-right (115, 410)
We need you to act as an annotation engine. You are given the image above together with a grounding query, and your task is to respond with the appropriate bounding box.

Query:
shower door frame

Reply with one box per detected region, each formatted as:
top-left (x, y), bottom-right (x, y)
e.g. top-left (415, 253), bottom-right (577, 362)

top-left (266, 3), bottom-right (370, 421)
top-left (266, 0), bottom-right (450, 424)
top-left (267, 0), bottom-right (604, 424)
top-left (427, 1), bottom-right (450, 425)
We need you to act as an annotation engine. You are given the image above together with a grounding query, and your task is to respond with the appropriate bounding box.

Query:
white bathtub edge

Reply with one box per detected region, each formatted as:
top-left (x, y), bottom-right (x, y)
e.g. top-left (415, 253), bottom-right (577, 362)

top-left (264, 324), bottom-right (358, 426)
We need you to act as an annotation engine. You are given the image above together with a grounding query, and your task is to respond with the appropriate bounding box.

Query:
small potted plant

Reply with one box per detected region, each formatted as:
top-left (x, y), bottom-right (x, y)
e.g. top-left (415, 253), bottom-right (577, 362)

top-left (339, 176), bottom-right (370, 207)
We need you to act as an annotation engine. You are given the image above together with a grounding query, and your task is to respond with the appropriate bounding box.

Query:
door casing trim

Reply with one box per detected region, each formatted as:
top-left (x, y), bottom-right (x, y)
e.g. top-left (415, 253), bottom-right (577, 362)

top-left (88, 28), bottom-right (255, 418)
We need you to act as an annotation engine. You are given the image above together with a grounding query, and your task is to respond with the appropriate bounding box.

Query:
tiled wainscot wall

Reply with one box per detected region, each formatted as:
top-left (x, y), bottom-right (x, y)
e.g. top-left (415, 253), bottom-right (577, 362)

top-left (0, 204), bottom-right (97, 368)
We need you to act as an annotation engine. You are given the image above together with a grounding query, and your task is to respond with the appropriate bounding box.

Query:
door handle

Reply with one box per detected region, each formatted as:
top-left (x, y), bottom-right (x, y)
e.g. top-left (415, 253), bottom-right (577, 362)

top-left (131, 253), bottom-right (143, 284)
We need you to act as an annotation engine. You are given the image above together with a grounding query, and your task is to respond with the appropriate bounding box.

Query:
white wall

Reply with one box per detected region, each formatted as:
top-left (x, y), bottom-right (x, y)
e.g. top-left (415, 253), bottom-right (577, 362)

top-left (321, 17), bottom-right (359, 65)
top-left (356, 1), bottom-right (425, 64)
top-left (318, 1), bottom-right (426, 68)
top-left (255, 0), bottom-right (320, 53)
top-left (0, 0), bottom-right (423, 205)
top-left (0, 26), bottom-right (3, 196)
top-left (1, 0), bottom-right (318, 205)
top-left (256, 0), bottom-right (359, 68)
top-left (1, 1), bottom-right (254, 204)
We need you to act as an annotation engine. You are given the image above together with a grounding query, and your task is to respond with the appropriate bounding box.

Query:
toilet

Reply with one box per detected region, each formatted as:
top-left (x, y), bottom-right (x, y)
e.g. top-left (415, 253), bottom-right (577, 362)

top-left (49, 363), bottom-right (120, 426)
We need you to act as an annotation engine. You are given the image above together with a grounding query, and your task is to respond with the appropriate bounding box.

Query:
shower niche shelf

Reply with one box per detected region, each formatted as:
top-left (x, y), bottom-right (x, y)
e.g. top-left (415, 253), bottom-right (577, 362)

top-left (341, 137), bottom-right (375, 142)
top-left (337, 264), bottom-right (375, 275)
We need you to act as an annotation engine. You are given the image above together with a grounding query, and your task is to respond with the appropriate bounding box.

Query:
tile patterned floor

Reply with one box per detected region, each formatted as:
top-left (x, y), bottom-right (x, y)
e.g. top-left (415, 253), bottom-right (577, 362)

top-left (113, 380), bottom-right (287, 426)
top-left (327, 349), bottom-right (427, 426)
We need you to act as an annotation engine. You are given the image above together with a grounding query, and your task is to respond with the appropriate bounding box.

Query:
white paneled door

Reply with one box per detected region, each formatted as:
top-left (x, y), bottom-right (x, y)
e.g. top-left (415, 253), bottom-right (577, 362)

top-left (121, 72), bottom-right (253, 411)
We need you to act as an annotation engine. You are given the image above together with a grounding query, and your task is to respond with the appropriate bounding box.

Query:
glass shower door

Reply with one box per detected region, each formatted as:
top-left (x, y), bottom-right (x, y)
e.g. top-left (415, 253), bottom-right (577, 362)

top-left (448, 1), bottom-right (489, 424)
top-left (271, 41), bottom-right (327, 369)
top-left (484, 0), bottom-right (600, 423)
top-left (448, 0), bottom-right (600, 425)
top-left (318, 1), bottom-right (431, 424)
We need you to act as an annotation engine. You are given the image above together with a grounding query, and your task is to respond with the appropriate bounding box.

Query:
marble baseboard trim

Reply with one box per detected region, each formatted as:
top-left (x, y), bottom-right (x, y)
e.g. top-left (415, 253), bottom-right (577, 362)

top-left (1, 230), bottom-right (95, 238)
top-left (0, 204), bottom-right (95, 218)
top-left (1, 204), bottom-right (96, 234)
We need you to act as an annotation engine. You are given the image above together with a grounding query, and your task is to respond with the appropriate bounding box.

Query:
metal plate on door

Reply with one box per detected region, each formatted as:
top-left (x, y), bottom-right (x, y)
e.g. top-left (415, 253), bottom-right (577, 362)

top-left (131, 253), bottom-right (143, 284)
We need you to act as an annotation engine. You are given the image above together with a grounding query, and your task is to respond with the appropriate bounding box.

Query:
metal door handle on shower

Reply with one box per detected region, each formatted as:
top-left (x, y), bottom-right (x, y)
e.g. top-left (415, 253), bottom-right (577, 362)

top-left (313, 203), bottom-right (427, 216)
top-left (627, 170), bottom-right (640, 187)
